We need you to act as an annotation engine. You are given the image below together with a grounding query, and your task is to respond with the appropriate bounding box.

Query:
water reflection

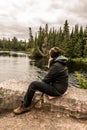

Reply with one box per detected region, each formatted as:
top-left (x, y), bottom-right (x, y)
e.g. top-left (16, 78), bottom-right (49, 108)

top-left (32, 57), bottom-right (87, 73)
top-left (30, 57), bottom-right (48, 71)
top-left (0, 51), bottom-right (46, 83)
top-left (0, 51), bottom-right (87, 87)
top-left (0, 51), bottom-right (26, 57)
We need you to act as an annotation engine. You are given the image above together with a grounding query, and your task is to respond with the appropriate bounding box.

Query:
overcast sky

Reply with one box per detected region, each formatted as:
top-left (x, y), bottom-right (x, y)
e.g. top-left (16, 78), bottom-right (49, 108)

top-left (0, 0), bottom-right (87, 40)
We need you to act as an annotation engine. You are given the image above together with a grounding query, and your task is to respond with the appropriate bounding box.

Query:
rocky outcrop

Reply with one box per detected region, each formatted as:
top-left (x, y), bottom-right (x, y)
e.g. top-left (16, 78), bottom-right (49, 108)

top-left (0, 79), bottom-right (29, 110)
top-left (0, 79), bottom-right (87, 119)
top-left (43, 87), bottom-right (87, 119)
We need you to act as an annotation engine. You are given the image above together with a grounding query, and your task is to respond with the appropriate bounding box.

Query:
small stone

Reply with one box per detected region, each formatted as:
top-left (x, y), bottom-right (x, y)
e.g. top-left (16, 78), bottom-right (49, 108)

top-left (56, 114), bottom-right (61, 118)
top-left (66, 114), bottom-right (70, 117)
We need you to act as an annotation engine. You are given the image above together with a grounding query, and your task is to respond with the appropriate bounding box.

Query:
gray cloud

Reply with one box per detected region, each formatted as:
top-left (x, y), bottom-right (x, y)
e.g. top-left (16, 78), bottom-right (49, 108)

top-left (67, 0), bottom-right (87, 17)
top-left (48, 0), bottom-right (87, 27)
top-left (0, 23), bottom-right (29, 40)
top-left (0, 0), bottom-right (87, 40)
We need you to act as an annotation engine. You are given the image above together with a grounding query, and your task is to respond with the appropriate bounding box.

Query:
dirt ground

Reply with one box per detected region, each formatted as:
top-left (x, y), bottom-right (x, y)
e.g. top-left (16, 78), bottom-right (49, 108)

top-left (0, 108), bottom-right (87, 130)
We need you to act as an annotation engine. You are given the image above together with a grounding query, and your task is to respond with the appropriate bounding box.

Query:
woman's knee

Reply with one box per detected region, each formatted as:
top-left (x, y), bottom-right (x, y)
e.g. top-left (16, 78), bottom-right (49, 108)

top-left (29, 81), bottom-right (39, 90)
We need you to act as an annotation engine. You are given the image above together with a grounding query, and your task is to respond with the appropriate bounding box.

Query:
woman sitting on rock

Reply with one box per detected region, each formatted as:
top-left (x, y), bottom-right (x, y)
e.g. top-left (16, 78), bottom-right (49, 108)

top-left (13, 47), bottom-right (68, 114)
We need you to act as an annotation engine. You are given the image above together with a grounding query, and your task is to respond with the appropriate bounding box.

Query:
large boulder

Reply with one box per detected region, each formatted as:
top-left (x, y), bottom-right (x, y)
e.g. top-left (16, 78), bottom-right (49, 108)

top-left (0, 79), bottom-right (87, 119)
top-left (0, 79), bottom-right (29, 110)
top-left (43, 87), bottom-right (87, 119)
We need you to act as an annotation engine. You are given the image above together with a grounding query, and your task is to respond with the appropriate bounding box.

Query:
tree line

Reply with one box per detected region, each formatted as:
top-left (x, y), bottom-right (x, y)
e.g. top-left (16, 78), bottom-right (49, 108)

top-left (0, 20), bottom-right (87, 58)
top-left (28, 20), bottom-right (87, 58)
top-left (0, 37), bottom-right (27, 51)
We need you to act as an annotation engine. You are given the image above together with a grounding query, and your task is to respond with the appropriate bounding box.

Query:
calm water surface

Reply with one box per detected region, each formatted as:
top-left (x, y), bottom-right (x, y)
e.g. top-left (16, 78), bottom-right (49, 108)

top-left (0, 51), bottom-right (46, 83)
top-left (0, 51), bottom-right (87, 87)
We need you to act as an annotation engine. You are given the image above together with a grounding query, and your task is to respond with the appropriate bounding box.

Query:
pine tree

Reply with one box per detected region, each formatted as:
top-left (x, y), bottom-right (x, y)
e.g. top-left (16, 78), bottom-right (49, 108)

top-left (62, 20), bottom-right (70, 55)
top-left (55, 27), bottom-right (63, 48)
top-left (37, 26), bottom-right (44, 49)
top-left (83, 43), bottom-right (87, 57)
top-left (68, 24), bottom-right (79, 57)
top-left (12, 37), bottom-right (19, 50)
top-left (74, 38), bottom-right (82, 57)
top-left (63, 20), bottom-right (70, 42)
top-left (48, 28), bottom-right (52, 48)
top-left (83, 26), bottom-right (87, 57)
top-left (50, 27), bottom-right (57, 47)
top-left (79, 26), bottom-right (83, 38)
top-left (45, 24), bottom-right (48, 35)
top-left (28, 27), bottom-right (34, 48)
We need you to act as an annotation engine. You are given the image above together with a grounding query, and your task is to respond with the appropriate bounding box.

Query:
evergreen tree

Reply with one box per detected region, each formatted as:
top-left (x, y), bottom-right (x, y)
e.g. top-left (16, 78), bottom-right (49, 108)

top-left (37, 26), bottom-right (44, 49)
top-left (28, 27), bottom-right (34, 48)
top-left (34, 32), bottom-right (38, 47)
top-left (7, 38), bottom-right (11, 50)
top-left (55, 27), bottom-right (63, 48)
top-left (45, 24), bottom-right (48, 35)
top-left (74, 38), bottom-right (82, 57)
top-left (83, 26), bottom-right (87, 57)
top-left (48, 27), bottom-right (56, 47)
top-left (48, 28), bottom-right (53, 48)
top-left (0, 39), bottom-right (3, 49)
top-left (63, 20), bottom-right (70, 42)
top-left (83, 43), bottom-right (87, 57)
top-left (68, 24), bottom-right (79, 57)
top-left (62, 20), bottom-right (70, 55)
top-left (12, 37), bottom-right (19, 50)
top-left (79, 26), bottom-right (83, 38)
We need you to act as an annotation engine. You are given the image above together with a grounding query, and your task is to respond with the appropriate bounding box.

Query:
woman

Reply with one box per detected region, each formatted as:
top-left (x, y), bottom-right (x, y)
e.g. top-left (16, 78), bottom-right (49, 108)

top-left (13, 47), bottom-right (68, 114)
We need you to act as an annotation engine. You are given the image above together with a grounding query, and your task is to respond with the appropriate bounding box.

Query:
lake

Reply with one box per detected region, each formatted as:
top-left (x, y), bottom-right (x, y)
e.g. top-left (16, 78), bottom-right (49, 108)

top-left (0, 51), bottom-right (46, 83)
top-left (0, 51), bottom-right (87, 87)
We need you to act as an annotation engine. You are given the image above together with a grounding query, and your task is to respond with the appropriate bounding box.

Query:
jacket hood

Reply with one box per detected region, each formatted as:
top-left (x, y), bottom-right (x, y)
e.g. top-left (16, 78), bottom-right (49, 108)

top-left (54, 55), bottom-right (68, 65)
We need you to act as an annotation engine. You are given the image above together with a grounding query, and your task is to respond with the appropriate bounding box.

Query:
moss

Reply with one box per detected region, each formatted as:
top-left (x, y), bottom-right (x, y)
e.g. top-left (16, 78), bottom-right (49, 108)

top-left (43, 103), bottom-right (51, 111)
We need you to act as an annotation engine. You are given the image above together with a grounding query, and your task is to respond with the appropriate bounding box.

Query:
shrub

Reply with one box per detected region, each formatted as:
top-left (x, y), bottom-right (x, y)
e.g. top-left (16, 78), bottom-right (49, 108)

top-left (75, 72), bottom-right (87, 89)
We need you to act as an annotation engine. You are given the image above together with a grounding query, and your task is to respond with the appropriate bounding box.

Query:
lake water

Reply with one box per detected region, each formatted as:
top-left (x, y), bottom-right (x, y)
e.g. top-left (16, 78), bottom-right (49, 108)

top-left (0, 51), bottom-right (46, 83)
top-left (0, 51), bottom-right (87, 87)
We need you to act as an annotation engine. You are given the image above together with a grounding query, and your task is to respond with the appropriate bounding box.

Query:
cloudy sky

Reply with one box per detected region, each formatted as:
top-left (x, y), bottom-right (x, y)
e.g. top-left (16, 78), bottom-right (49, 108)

top-left (0, 0), bottom-right (87, 40)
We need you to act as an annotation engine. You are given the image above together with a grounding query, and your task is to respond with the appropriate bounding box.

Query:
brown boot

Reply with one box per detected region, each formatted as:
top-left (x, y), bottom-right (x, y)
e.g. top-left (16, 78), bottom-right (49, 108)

top-left (13, 103), bottom-right (29, 115)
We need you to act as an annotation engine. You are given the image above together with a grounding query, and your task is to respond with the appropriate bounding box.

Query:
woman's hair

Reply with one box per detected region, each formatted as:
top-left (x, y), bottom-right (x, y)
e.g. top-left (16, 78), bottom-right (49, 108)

top-left (50, 47), bottom-right (61, 58)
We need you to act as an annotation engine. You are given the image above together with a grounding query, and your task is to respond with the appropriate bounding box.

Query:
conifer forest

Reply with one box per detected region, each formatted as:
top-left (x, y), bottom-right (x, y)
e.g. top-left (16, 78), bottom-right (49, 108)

top-left (0, 20), bottom-right (87, 58)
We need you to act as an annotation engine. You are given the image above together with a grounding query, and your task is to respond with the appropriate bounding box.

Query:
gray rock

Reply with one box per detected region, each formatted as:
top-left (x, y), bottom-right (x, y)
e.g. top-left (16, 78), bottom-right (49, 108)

top-left (43, 87), bottom-right (87, 119)
top-left (0, 79), bottom-right (87, 119)
top-left (0, 79), bottom-right (29, 110)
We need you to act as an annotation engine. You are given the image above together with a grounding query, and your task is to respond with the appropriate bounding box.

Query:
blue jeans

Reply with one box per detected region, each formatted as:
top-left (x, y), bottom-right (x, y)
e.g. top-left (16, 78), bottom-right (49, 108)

top-left (23, 81), bottom-right (61, 107)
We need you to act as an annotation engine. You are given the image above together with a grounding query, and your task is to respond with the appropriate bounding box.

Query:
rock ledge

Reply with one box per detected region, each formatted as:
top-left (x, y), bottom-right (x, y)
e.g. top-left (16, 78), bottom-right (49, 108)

top-left (0, 79), bottom-right (87, 119)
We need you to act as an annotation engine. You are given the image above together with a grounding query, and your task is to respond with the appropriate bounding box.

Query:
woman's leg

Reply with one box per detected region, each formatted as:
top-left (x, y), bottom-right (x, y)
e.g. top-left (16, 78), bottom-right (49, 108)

top-left (23, 81), bottom-right (59, 107)
top-left (13, 81), bottom-right (59, 114)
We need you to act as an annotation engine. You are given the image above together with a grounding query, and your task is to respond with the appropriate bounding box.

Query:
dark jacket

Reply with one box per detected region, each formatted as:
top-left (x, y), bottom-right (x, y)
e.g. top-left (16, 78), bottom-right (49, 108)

top-left (42, 55), bottom-right (68, 94)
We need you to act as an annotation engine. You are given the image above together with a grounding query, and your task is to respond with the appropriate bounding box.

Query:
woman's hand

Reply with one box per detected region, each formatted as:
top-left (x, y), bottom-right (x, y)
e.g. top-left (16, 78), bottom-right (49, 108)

top-left (48, 57), bottom-right (53, 68)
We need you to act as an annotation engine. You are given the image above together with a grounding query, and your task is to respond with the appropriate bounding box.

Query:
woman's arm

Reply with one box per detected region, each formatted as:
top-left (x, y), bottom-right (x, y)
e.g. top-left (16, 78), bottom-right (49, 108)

top-left (42, 63), bottom-right (60, 84)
